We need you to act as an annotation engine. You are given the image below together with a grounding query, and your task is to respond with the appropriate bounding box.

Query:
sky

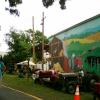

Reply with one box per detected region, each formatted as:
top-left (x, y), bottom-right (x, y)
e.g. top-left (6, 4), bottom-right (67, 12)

top-left (0, 0), bottom-right (100, 52)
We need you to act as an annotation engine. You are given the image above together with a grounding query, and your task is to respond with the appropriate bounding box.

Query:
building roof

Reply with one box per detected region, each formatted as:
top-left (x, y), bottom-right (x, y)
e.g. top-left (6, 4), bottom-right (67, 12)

top-left (49, 14), bottom-right (100, 39)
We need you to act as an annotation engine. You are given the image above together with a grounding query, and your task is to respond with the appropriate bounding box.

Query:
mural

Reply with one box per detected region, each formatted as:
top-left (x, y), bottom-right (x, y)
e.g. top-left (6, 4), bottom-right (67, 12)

top-left (63, 27), bottom-right (100, 74)
top-left (49, 37), bottom-right (71, 72)
top-left (49, 14), bottom-right (100, 75)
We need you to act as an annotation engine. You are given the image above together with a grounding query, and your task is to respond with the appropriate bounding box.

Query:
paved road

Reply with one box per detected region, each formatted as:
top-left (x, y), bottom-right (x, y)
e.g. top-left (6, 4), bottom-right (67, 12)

top-left (0, 85), bottom-right (40, 100)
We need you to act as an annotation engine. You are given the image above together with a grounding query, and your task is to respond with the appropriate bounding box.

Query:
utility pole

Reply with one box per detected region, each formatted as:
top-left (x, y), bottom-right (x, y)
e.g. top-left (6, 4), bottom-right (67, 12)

top-left (41, 12), bottom-right (45, 69)
top-left (32, 16), bottom-right (35, 63)
top-left (42, 12), bottom-right (44, 61)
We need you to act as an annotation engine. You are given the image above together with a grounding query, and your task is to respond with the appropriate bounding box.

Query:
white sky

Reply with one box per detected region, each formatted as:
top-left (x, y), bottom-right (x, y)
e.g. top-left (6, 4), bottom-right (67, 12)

top-left (0, 0), bottom-right (100, 52)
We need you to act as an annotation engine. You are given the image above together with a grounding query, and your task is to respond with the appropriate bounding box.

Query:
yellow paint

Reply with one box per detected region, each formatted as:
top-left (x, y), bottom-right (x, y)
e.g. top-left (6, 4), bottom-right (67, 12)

top-left (64, 32), bottom-right (100, 45)
top-left (52, 63), bottom-right (64, 72)
top-left (64, 38), bottom-right (94, 45)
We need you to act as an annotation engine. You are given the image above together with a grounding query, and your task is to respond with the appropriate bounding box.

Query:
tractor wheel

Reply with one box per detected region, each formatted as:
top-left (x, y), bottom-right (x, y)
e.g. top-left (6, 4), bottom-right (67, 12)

top-left (34, 78), bottom-right (43, 84)
top-left (66, 84), bottom-right (75, 94)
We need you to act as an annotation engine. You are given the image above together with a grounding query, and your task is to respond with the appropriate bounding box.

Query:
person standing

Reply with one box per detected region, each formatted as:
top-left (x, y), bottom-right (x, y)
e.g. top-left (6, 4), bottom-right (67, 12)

top-left (0, 59), bottom-right (5, 86)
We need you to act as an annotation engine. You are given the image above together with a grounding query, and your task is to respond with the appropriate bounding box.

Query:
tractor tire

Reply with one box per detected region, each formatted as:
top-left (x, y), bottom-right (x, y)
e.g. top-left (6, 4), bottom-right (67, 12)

top-left (66, 84), bottom-right (76, 94)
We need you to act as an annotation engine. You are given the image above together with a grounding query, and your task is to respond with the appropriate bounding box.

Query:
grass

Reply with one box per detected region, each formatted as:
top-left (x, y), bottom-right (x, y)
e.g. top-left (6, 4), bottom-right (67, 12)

top-left (2, 74), bottom-right (93, 100)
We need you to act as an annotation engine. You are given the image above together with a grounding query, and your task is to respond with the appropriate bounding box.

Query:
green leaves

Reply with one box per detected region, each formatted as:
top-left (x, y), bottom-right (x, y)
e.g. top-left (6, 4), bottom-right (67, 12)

top-left (42, 0), bottom-right (54, 8)
top-left (5, 29), bottom-right (32, 63)
top-left (42, 0), bottom-right (67, 9)
top-left (4, 28), bottom-right (49, 63)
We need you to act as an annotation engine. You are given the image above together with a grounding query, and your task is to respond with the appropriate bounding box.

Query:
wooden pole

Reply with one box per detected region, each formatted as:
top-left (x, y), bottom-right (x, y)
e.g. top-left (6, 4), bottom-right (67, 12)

top-left (41, 12), bottom-right (45, 70)
top-left (32, 16), bottom-right (35, 63)
top-left (42, 12), bottom-right (44, 62)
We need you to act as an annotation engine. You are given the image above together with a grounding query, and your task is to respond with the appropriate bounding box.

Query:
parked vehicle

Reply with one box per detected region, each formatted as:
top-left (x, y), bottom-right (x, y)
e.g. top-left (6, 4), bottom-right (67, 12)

top-left (56, 73), bottom-right (79, 94)
top-left (34, 69), bottom-right (79, 94)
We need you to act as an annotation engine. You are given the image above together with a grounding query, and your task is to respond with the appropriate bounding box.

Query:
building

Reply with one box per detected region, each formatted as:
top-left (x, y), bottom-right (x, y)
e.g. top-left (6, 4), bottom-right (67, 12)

top-left (49, 14), bottom-right (100, 75)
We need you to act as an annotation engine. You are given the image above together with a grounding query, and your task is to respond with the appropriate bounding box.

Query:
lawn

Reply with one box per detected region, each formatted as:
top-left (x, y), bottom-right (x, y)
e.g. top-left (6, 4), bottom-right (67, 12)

top-left (2, 74), bottom-right (93, 100)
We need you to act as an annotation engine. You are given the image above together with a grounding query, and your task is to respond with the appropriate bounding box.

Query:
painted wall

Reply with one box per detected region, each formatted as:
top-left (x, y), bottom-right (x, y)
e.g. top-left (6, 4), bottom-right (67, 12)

top-left (49, 14), bottom-right (100, 75)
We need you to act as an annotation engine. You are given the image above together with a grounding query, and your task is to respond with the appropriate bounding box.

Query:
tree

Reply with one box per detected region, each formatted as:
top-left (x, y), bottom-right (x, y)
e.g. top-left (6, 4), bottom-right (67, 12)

top-left (4, 28), bottom-right (32, 63)
top-left (42, 0), bottom-right (67, 9)
top-left (34, 30), bottom-right (49, 62)
top-left (4, 28), bottom-right (49, 63)
top-left (5, 0), bottom-right (67, 16)
top-left (5, 0), bottom-right (22, 16)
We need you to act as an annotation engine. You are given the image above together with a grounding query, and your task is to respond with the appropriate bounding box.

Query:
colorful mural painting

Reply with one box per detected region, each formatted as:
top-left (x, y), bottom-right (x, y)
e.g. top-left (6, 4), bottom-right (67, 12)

top-left (49, 14), bottom-right (100, 75)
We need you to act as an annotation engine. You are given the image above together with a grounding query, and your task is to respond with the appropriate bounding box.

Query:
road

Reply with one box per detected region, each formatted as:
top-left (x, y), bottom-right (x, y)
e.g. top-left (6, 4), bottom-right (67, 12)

top-left (0, 85), bottom-right (41, 100)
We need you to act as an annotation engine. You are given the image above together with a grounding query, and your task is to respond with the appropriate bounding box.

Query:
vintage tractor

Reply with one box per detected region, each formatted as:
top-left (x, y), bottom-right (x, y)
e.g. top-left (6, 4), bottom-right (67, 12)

top-left (34, 69), bottom-right (79, 94)
top-left (56, 73), bottom-right (79, 94)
